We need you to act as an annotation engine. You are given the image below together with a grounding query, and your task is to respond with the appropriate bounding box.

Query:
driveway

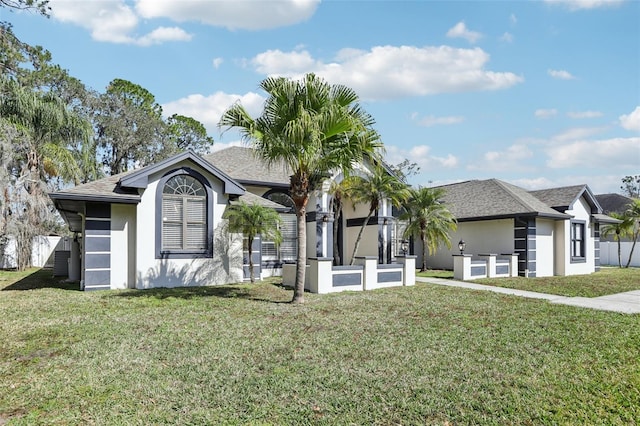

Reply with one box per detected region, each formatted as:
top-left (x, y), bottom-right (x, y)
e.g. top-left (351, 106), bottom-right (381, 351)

top-left (416, 277), bottom-right (640, 314)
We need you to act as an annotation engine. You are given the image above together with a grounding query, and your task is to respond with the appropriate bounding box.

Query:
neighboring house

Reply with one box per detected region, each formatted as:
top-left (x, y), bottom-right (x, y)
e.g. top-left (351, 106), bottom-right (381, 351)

top-left (49, 147), bottom-right (399, 291)
top-left (594, 193), bottom-right (639, 267)
top-left (422, 179), bottom-right (619, 277)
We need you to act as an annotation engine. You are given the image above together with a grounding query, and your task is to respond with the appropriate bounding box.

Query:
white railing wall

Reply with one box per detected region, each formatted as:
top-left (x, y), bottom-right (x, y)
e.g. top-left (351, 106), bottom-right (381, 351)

top-left (283, 256), bottom-right (416, 294)
top-left (453, 253), bottom-right (519, 281)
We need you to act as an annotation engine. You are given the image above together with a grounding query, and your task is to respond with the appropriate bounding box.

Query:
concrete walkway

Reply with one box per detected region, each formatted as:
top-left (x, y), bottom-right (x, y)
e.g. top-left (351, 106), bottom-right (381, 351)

top-left (416, 277), bottom-right (640, 314)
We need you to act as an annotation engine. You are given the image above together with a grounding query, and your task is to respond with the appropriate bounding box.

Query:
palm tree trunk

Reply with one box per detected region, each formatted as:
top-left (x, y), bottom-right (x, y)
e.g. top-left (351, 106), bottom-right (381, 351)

top-left (625, 230), bottom-right (639, 268)
top-left (292, 205), bottom-right (307, 303)
top-left (332, 208), bottom-right (341, 266)
top-left (617, 236), bottom-right (622, 268)
top-left (349, 209), bottom-right (375, 265)
top-left (247, 237), bottom-right (255, 283)
top-left (420, 230), bottom-right (428, 272)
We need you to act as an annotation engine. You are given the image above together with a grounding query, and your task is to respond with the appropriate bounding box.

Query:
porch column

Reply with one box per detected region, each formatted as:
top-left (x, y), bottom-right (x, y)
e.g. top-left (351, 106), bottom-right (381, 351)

top-left (315, 180), bottom-right (333, 259)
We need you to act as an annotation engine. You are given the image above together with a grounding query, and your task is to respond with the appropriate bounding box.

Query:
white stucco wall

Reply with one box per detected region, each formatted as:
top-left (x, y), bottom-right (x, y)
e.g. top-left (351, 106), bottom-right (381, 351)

top-left (535, 218), bottom-right (555, 277)
top-left (343, 200), bottom-right (378, 264)
top-left (111, 204), bottom-right (136, 289)
top-left (134, 161), bottom-right (243, 289)
top-left (425, 219), bottom-right (514, 270)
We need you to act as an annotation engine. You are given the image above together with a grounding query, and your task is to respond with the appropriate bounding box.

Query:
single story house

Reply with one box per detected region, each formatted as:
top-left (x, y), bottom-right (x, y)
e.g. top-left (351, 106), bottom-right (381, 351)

top-left (49, 147), bottom-right (401, 291)
top-left (421, 179), bottom-right (619, 277)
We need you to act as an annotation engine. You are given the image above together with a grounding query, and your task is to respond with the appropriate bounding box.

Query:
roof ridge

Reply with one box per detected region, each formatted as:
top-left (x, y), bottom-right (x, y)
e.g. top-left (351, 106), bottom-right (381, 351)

top-left (493, 179), bottom-right (540, 213)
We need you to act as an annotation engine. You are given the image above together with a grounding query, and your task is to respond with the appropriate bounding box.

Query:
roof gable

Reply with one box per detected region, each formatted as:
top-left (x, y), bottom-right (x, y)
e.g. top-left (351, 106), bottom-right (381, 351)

top-left (530, 184), bottom-right (602, 214)
top-left (120, 150), bottom-right (244, 195)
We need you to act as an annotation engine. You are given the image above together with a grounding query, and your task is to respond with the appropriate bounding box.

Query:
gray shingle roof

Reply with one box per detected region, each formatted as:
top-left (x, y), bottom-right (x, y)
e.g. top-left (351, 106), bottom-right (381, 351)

top-left (529, 185), bottom-right (587, 210)
top-left (49, 169), bottom-right (140, 203)
top-left (435, 179), bottom-right (570, 221)
top-left (204, 146), bottom-right (291, 187)
top-left (595, 193), bottom-right (634, 214)
top-left (233, 191), bottom-right (289, 211)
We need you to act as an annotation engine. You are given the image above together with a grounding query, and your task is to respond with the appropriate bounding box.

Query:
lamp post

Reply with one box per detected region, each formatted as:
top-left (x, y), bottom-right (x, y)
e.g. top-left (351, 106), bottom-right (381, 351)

top-left (458, 239), bottom-right (466, 255)
top-left (401, 239), bottom-right (409, 256)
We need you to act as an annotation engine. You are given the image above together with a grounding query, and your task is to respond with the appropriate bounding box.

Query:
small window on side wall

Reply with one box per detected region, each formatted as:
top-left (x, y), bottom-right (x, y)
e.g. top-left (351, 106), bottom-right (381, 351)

top-left (570, 221), bottom-right (585, 261)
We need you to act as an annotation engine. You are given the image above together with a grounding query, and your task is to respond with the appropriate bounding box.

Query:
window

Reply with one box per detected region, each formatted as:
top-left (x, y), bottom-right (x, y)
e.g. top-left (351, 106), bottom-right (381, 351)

top-left (157, 171), bottom-right (211, 258)
top-left (261, 190), bottom-right (297, 264)
top-left (571, 221), bottom-right (585, 260)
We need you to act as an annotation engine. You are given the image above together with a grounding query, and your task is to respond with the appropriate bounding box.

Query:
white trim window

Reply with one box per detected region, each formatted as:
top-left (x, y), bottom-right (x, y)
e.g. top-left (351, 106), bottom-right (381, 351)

top-left (162, 175), bottom-right (207, 251)
top-left (571, 221), bottom-right (585, 260)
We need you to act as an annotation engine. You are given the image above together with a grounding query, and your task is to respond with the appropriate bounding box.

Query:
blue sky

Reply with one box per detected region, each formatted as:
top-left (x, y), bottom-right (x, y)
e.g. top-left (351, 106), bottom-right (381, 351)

top-left (4, 0), bottom-right (639, 194)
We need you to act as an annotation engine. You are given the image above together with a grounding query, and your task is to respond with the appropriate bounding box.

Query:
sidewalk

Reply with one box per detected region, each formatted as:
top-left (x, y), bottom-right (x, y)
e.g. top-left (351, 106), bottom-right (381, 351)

top-left (415, 277), bottom-right (640, 314)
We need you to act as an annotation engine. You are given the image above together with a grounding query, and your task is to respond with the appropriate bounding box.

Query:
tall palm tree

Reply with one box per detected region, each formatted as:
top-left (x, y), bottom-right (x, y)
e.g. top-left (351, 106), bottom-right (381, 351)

top-left (624, 199), bottom-right (640, 268)
top-left (601, 212), bottom-right (634, 268)
top-left (346, 165), bottom-right (410, 265)
top-left (225, 201), bottom-right (282, 283)
top-left (400, 187), bottom-right (457, 272)
top-left (219, 73), bottom-right (382, 303)
top-left (0, 77), bottom-right (93, 270)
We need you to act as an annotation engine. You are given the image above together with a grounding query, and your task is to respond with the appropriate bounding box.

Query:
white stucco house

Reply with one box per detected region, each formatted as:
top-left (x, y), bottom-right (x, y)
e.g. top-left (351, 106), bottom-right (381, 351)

top-left (49, 147), bottom-right (404, 291)
top-left (420, 179), bottom-right (620, 277)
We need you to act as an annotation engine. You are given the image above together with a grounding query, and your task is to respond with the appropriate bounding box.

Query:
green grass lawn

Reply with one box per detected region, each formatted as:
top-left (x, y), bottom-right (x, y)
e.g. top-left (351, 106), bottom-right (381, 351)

top-left (472, 267), bottom-right (640, 297)
top-left (1, 269), bottom-right (639, 424)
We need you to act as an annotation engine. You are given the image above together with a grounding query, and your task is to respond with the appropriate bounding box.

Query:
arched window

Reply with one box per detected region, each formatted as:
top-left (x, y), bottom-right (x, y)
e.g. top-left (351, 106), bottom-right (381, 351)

top-left (156, 169), bottom-right (212, 258)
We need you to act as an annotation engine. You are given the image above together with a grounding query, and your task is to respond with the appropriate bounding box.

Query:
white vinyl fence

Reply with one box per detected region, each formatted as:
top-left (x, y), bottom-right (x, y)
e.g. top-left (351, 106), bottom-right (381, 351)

top-left (600, 241), bottom-right (640, 268)
top-left (0, 236), bottom-right (69, 269)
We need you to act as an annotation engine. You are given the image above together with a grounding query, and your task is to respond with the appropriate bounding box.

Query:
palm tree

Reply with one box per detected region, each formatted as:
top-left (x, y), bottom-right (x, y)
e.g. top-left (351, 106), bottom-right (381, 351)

top-left (624, 199), bottom-right (640, 268)
top-left (0, 77), bottom-right (93, 270)
top-left (346, 165), bottom-right (410, 265)
top-left (219, 73), bottom-right (382, 303)
top-left (225, 201), bottom-right (282, 283)
top-left (601, 212), bottom-right (634, 268)
top-left (400, 187), bottom-right (457, 272)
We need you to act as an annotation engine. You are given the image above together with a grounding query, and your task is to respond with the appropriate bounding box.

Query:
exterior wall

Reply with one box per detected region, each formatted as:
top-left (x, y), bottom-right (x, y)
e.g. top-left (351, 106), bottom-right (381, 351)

top-left (535, 218), bottom-right (555, 277)
top-left (111, 204), bottom-right (136, 289)
top-left (560, 197), bottom-right (596, 276)
top-left (554, 220), bottom-right (567, 275)
top-left (135, 161), bottom-right (243, 289)
top-left (425, 219), bottom-right (514, 270)
top-left (84, 203), bottom-right (112, 291)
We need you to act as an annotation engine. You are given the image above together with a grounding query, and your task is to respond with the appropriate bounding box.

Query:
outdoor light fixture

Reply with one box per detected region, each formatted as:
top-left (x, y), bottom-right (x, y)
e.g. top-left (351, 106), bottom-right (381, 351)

top-left (322, 214), bottom-right (329, 223)
top-left (458, 239), bottom-right (466, 255)
top-left (401, 239), bottom-right (409, 255)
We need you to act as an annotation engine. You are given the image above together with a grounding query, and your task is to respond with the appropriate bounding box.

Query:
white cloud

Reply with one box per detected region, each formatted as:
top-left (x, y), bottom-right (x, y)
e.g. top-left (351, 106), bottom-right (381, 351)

top-left (210, 140), bottom-right (244, 152)
top-left (415, 115), bottom-right (465, 127)
top-left (468, 144), bottom-right (534, 172)
top-left (544, 0), bottom-right (625, 11)
top-left (619, 106), bottom-right (640, 131)
top-left (136, 27), bottom-right (192, 46)
top-left (548, 69), bottom-right (575, 80)
top-left (500, 32), bottom-right (514, 43)
top-left (535, 108), bottom-right (558, 119)
top-left (511, 174), bottom-right (623, 193)
top-left (546, 137), bottom-right (640, 168)
top-left (135, 0), bottom-right (320, 30)
top-left (212, 58), bottom-right (224, 69)
top-left (248, 46), bottom-right (523, 100)
top-left (162, 91), bottom-right (265, 134)
top-left (385, 144), bottom-right (459, 172)
top-left (446, 21), bottom-right (483, 44)
top-left (509, 14), bottom-right (518, 26)
top-left (567, 110), bottom-right (603, 119)
top-left (49, 0), bottom-right (191, 45)
top-left (552, 126), bottom-right (606, 142)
